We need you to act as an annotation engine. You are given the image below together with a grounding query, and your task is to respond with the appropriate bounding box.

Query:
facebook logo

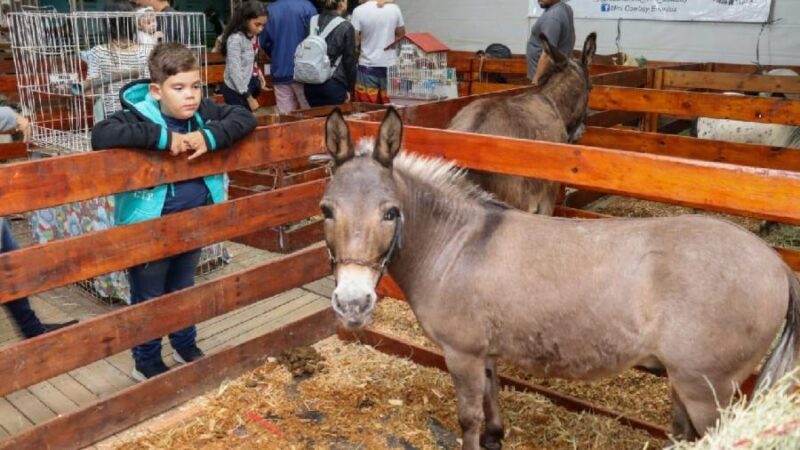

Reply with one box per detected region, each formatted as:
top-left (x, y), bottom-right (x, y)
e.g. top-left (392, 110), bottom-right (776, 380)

top-left (601, 3), bottom-right (610, 12)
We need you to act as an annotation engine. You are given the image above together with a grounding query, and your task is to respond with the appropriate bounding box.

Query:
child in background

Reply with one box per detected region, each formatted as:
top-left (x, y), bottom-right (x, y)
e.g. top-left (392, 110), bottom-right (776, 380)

top-left (136, 7), bottom-right (163, 48)
top-left (219, 1), bottom-right (268, 111)
top-left (91, 43), bottom-right (257, 381)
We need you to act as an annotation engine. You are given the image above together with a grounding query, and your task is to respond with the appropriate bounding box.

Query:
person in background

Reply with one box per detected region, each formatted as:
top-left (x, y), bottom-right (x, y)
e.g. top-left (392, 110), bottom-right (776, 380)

top-left (260, 0), bottom-right (316, 112)
top-left (91, 43), bottom-right (257, 381)
top-left (0, 106), bottom-right (78, 339)
top-left (303, 0), bottom-right (356, 107)
top-left (350, 0), bottom-right (405, 104)
top-left (135, 6), bottom-right (163, 48)
top-left (219, 1), bottom-right (268, 111)
top-left (86, 1), bottom-right (151, 121)
top-left (526, 0), bottom-right (575, 85)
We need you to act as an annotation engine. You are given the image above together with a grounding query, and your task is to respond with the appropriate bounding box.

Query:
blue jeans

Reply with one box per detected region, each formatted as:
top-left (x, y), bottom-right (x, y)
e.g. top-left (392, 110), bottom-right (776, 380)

top-left (128, 249), bottom-right (202, 365)
top-left (1, 220), bottom-right (46, 338)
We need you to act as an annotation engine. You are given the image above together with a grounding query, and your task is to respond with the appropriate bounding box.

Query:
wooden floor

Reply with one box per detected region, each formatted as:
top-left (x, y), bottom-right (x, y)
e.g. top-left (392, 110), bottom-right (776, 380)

top-left (0, 217), bottom-right (334, 441)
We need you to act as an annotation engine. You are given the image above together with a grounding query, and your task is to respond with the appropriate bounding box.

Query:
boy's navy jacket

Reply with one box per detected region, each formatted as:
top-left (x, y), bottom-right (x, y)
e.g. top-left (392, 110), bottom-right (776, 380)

top-left (91, 80), bottom-right (257, 225)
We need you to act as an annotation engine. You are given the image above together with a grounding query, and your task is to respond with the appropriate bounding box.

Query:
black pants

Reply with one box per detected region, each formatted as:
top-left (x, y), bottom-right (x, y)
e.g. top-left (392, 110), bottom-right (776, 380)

top-left (1, 220), bottom-right (45, 338)
top-left (221, 76), bottom-right (261, 108)
top-left (304, 78), bottom-right (348, 107)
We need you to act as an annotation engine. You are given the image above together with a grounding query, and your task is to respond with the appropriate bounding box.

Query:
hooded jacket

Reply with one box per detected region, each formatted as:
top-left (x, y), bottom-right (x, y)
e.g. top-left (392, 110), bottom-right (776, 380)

top-left (91, 80), bottom-right (257, 225)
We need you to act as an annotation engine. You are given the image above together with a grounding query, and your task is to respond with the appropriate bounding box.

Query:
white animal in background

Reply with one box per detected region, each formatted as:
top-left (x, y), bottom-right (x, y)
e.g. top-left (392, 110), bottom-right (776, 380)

top-left (696, 68), bottom-right (800, 148)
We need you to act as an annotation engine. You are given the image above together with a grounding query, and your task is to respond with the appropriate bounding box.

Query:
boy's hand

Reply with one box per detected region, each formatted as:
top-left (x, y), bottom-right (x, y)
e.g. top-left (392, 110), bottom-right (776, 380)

top-left (169, 132), bottom-right (186, 156)
top-left (183, 131), bottom-right (208, 161)
top-left (247, 96), bottom-right (260, 111)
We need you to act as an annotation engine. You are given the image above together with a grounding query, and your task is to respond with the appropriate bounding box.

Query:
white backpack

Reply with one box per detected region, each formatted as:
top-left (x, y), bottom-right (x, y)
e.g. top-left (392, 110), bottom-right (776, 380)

top-left (294, 15), bottom-right (345, 84)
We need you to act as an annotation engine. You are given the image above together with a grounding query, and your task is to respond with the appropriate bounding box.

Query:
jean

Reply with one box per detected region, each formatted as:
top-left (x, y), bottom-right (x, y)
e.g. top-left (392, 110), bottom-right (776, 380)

top-left (1, 220), bottom-right (45, 338)
top-left (128, 248), bottom-right (202, 364)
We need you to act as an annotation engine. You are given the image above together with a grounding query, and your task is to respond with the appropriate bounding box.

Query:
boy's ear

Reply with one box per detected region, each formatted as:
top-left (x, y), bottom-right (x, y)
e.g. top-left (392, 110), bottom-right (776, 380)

top-left (149, 83), bottom-right (162, 101)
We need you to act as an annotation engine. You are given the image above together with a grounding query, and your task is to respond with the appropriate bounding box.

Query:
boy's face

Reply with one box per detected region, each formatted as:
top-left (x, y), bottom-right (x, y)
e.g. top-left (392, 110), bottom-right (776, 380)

top-left (150, 70), bottom-right (202, 120)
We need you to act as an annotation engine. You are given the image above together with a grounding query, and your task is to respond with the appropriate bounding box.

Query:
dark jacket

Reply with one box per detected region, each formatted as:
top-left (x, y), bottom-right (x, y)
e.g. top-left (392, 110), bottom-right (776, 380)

top-left (316, 11), bottom-right (357, 92)
top-left (91, 80), bottom-right (256, 153)
top-left (91, 80), bottom-right (257, 225)
top-left (260, 0), bottom-right (317, 84)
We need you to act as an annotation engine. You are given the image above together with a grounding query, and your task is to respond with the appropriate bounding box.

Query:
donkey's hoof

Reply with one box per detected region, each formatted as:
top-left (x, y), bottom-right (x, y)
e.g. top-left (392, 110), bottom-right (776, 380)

top-left (479, 433), bottom-right (502, 450)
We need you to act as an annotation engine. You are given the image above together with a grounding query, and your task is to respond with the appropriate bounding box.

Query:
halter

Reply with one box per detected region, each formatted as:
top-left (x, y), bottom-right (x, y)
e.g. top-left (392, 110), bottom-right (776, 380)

top-left (327, 213), bottom-right (403, 284)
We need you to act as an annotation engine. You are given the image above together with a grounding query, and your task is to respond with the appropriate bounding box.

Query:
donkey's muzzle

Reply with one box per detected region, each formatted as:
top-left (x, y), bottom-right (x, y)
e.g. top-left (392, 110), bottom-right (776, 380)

top-left (332, 290), bottom-right (377, 330)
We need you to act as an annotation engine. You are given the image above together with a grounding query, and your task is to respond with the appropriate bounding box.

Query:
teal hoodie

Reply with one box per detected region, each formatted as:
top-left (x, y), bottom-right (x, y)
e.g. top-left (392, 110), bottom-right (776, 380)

top-left (92, 81), bottom-right (257, 225)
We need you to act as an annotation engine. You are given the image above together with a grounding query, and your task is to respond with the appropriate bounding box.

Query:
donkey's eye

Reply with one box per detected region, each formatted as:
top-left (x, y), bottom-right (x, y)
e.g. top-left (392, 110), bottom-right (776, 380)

top-left (321, 205), bottom-right (334, 220)
top-left (383, 207), bottom-right (400, 221)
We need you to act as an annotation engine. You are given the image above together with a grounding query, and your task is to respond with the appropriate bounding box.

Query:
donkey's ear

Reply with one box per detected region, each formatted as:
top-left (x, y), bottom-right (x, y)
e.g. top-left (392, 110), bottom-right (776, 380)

top-left (539, 32), bottom-right (568, 69)
top-left (581, 32), bottom-right (597, 67)
top-left (374, 107), bottom-right (403, 168)
top-left (325, 108), bottom-right (354, 166)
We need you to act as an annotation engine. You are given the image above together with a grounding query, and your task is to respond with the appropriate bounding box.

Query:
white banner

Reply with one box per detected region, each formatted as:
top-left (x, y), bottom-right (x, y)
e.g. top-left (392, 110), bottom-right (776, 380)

top-left (528, 0), bottom-right (772, 23)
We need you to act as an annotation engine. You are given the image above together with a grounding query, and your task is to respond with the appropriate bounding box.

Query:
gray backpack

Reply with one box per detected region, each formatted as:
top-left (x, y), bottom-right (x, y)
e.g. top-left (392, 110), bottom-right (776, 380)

top-left (294, 15), bottom-right (345, 84)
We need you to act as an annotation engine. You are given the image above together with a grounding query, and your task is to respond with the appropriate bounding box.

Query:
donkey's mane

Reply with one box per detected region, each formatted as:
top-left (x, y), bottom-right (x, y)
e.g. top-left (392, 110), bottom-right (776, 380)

top-left (355, 139), bottom-right (505, 209)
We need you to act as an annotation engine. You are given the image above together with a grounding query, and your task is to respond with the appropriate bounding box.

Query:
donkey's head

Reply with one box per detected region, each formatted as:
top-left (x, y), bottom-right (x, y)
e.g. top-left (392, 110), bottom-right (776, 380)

top-left (320, 108), bottom-right (404, 330)
top-left (539, 32), bottom-right (597, 142)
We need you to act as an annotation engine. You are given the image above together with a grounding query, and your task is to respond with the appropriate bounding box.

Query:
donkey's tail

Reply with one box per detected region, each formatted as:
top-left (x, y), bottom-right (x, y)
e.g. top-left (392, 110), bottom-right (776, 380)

top-left (754, 268), bottom-right (800, 392)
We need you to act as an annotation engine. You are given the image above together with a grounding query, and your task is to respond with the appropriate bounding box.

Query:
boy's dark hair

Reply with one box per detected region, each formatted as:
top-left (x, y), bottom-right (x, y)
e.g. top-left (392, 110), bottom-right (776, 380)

top-left (148, 42), bottom-right (199, 84)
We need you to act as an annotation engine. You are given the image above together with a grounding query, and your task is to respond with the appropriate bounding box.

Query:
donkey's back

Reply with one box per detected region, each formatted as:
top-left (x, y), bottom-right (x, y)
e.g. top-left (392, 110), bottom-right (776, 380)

top-left (449, 93), bottom-right (568, 214)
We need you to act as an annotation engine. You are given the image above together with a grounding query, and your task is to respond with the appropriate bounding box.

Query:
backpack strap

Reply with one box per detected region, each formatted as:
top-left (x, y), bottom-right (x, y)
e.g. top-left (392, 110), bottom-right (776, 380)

top-left (318, 16), bottom-right (345, 40)
top-left (309, 15), bottom-right (320, 36)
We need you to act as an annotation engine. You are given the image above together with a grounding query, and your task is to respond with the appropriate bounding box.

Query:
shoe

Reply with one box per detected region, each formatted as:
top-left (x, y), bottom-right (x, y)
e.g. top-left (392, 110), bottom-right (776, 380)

top-left (173, 345), bottom-right (205, 365)
top-left (42, 319), bottom-right (79, 333)
top-left (132, 359), bottom-right (170, 382)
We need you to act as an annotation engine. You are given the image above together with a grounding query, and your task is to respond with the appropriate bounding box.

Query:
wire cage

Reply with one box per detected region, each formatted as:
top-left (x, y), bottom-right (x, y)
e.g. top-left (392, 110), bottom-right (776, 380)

top-left (387, 42), bottom-right (456, 102)
top-left (9, 10), bottom-right (223, 304)
top-left (9, 10), bottom-right (207, 155)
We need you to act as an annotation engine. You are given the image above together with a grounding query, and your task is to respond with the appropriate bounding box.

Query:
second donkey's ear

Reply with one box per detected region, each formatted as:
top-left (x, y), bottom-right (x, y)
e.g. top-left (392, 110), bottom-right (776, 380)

top-left (325, 108), bottom-right (354, 167)
top-left (539, 32), bottom-right (568, 70)
top-left (581, 32), bottom-right (597, 67)
top-left (374, 107), bottom-right (403, 168)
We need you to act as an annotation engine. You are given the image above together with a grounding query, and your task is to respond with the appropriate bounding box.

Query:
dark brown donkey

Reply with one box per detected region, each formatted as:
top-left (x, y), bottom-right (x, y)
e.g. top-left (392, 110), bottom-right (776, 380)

top-left (449, 32), bottom-right (596, 215)
top-left (320, 109), bottom-right (799, 450)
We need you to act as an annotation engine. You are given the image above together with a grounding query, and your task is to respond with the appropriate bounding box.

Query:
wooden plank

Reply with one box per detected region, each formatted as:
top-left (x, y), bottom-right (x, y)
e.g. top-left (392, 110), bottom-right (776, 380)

top-left (0, 119), bottom-right (326, 217)
top-left (0, 308), bottom-right (337, 450)
top-left (578, 126), bottom-right (800, 171)
top-left (585, 110), bottom-right (643, 127)
top-left (662, 70), bottom-right (800, 95)
top-left (349, 120), bottom-right (800, 225)
top-left (644, 69), bottom-right (665, 132)
top-left (4, 390), bottom-right (55, 425)
top-left (711, 63), bottom-right (800, 76)
top-left (26, 381), bottom-right (79, 416)
top-left (589, 86), bottom-right (800, 126)
top-left (0, 75), bottom-right (16, 93)
top-left (0, 179), bottom-right (326, 303)
top-left (0, 143), bottom-right (26, 160)
top-left (591, 68), bottom-right (648, 87)
top-left (0, 398), bottom-right (31, 435)
top-left (0, 244), bottom-right (330, 398)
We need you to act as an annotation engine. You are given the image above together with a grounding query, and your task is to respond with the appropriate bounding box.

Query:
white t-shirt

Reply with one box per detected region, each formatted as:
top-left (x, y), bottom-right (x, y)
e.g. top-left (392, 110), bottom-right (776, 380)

top-left (351, 2), bottom-right (404, 68)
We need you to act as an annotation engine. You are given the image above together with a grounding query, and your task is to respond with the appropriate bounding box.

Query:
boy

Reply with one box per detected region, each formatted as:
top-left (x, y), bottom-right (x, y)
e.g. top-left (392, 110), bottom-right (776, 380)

top-left (91, 43), bottom-right (257, 381)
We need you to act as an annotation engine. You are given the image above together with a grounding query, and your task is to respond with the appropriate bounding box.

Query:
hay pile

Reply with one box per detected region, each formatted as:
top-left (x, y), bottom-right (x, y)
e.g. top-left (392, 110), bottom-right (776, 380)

top-left (373, 298), bottom-right (673, 427)
top-left (668, 370), bottom-right (800, 450)
top-left (116, 334), bottom-right (663, 449)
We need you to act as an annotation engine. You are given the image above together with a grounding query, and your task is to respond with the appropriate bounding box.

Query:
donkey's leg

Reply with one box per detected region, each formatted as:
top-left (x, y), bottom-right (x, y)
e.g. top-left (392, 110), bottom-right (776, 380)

top-left (479, 358), bottom-right (504, 450)
top-left (444, 350), bottom-right (487, 450)
top-left (670, 371), bottom-right (736, 440)
top-left (670, 387), bottom-right (698, 441)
